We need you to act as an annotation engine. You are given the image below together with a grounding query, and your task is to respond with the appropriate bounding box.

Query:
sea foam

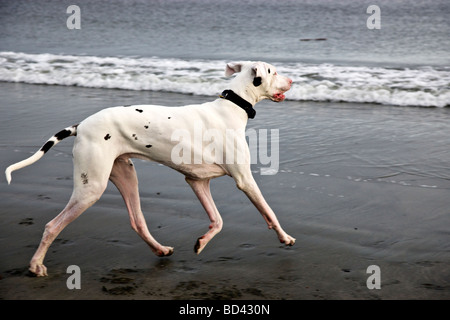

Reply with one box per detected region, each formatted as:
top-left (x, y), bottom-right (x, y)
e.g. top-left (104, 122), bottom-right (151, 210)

top-left (1, 51), bottom-right (449, 107)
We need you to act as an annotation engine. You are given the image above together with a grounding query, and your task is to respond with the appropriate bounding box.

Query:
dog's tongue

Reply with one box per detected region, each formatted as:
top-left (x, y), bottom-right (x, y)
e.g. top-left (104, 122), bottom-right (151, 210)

top-left (273, 93), bottom-right (285, 101)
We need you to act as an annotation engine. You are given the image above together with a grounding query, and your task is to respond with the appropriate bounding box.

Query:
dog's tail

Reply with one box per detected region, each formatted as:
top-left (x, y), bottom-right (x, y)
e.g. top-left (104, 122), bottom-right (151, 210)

top-left (5, 124), bottom-right (78, 185)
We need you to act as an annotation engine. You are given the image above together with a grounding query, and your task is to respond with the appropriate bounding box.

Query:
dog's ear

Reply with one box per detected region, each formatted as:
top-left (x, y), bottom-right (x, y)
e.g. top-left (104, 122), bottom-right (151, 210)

top-left (225, 62), bottom-right (244, 77)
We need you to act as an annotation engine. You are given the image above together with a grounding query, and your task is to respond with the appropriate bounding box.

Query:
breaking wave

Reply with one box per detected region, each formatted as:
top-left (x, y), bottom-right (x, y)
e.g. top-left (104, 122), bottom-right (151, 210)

top-left (1, 51), bottom-right (449, 107)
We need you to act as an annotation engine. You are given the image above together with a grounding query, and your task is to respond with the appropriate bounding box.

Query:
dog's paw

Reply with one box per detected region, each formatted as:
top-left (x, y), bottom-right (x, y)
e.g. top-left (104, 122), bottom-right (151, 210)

top-left (194, 236), bottom-right (208, 255)
top-left (279, 234), bottom-right (296, 246)
top-left (155, 246), bottom-right (174, 257)
top-left (29, 263), bottom-right (48, 277)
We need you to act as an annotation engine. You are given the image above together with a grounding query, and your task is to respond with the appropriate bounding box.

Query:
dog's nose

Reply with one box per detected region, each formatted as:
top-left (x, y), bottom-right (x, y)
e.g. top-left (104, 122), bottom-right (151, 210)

top-left (286, 78), bottom-right (293, 89)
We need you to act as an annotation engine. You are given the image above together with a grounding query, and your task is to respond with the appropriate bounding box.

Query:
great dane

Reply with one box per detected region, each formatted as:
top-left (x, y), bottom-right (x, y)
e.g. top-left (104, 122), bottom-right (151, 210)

top-left (6, 61), bottom-right (295, 277)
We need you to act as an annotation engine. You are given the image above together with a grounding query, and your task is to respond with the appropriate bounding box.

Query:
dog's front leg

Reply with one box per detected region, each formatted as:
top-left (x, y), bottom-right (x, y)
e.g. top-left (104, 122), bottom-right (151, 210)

top-left (232, 167), bottom-right (295, 246)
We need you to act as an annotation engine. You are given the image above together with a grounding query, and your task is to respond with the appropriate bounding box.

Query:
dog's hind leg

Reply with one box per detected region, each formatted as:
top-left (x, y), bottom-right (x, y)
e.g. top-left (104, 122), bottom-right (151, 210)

top-left (29, 160), bottom-right (112, 276)
top-left (185, 178), bottom-right (223, 254)
top-left (109, 156), bottom-right (173, 257)
top-left (29, 140), bottom-right (117, 276)
top-left (29, 195), bottom-right (100, 276)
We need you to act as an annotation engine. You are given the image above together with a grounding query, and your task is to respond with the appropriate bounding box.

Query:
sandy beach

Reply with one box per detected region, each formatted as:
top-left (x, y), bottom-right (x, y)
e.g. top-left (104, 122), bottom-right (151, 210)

top-left (0, 82), bottom-right (449, 300)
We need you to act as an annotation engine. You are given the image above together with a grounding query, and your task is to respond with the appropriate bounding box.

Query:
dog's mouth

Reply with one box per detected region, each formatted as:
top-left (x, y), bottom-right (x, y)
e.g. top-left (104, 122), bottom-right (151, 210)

top-left (271, 93), bottom-right (286, 102)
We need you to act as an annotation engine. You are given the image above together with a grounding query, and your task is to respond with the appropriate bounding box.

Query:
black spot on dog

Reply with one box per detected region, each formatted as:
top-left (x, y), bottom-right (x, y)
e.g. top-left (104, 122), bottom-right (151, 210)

top-left (144, 125), bottom-right (149, 129)
top-left (168, 117), bottom-right (171, 119)
top-left (81, 173), bottom-right (88, 185)
top-left (135, 109), bottom-right (143, 113)
top-left (104, 134), bottom-right (111, 140)
top-left (41, 141), bottom-right (54, 154)
top-left (145, 145), bottom-right (152, 148)
top-left (72, 124), bottom-right (79, 136)
top-left (55, 129), bottom-right (72, 141)
top-left (253, 77), bottom-right (262, 87)
top-left (132, 134), bottom-right (138, 140)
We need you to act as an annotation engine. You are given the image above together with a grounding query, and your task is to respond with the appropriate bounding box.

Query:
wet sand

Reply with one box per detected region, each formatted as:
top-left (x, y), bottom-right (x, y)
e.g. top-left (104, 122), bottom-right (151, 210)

top-left (0, 82), bottom-right (449, 300)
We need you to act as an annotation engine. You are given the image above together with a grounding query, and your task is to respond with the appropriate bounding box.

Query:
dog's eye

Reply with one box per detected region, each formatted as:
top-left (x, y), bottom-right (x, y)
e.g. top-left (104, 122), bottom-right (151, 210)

top-left (268, 69), bottom-right (271, 74)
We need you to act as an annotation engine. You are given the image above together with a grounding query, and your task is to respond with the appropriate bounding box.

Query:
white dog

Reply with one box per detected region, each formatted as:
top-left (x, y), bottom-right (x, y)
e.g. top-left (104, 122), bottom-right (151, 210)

top-left (6, 61), bottom-right (295, 277)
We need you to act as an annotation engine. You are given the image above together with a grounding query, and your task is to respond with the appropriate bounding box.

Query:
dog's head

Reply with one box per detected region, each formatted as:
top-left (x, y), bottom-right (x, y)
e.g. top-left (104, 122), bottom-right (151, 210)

top-left (225, 61), bottom-right (292, 102)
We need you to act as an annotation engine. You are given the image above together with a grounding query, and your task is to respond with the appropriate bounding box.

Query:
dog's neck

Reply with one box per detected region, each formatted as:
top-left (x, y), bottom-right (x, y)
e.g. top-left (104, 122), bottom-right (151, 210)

top-left (220, 90), bottom-right (256, 119)
top-left (229, 72), bottom-right (267, 105)
top-left (221, 71), bottom-right (271, 119)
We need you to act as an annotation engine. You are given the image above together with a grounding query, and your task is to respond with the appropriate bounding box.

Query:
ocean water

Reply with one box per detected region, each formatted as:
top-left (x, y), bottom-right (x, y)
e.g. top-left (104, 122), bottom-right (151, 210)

top-left (0, 0), bottom-right (449, 107)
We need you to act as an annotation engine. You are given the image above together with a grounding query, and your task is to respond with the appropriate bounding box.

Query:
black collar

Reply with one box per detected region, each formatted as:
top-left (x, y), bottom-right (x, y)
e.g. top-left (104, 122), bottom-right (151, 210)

top-left (220, 90), bottom-right (256, 119)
